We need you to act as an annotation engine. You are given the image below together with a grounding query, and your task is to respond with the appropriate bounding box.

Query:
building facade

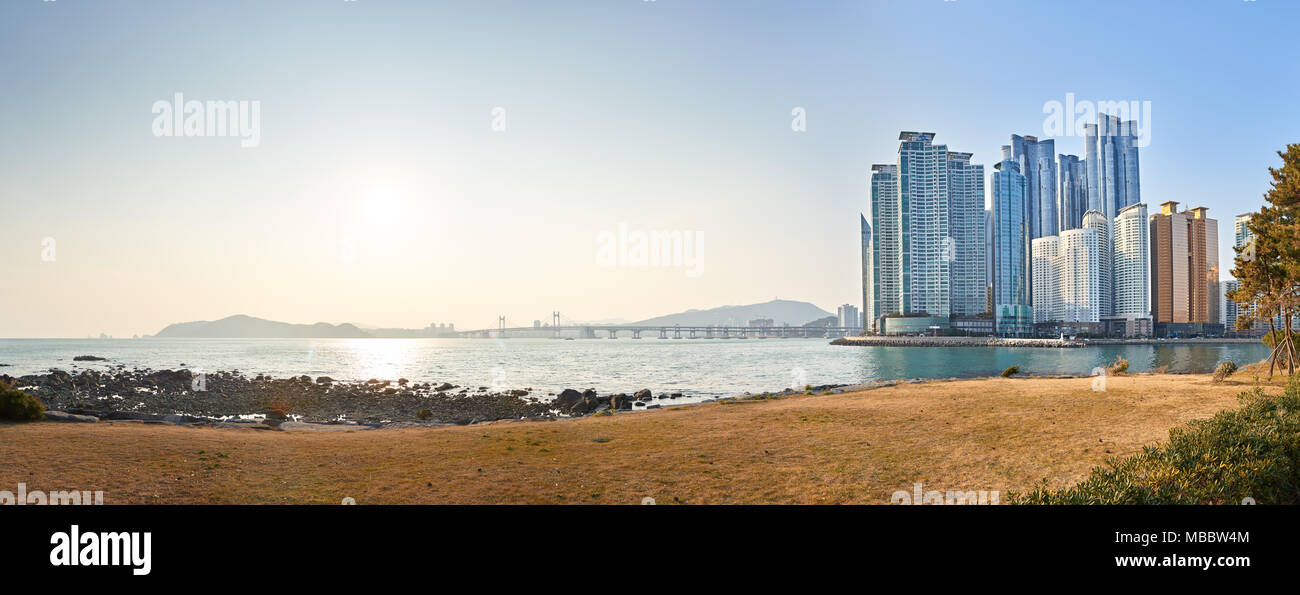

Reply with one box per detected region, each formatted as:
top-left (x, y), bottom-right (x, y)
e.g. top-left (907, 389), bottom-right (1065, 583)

top-left (897, 132), bottom-right (951, 317)
top-left (1150, 202), bottom-right (1220, 336)
top-left (1110, 202), bottom-right (1152, 336)
top-left (868, 164), bottom-right (900, 327)
top-left (1012, 134), bottom-right (1057, 239)
top-left (838, 304), bottom-right (861, 329)
top-left (1082, 210), bottom-right (1111, 318)
top-left (1031, 236), bottom-right (1060, 323)
top-left (947, 152), bottom-right (987, 316)
top-left (1058, 154), bottom-right (1087, 231)
top-left (1085, 114), bottom-right (1141, 219)
top-left (991, 150), bottom-right (1034, 335)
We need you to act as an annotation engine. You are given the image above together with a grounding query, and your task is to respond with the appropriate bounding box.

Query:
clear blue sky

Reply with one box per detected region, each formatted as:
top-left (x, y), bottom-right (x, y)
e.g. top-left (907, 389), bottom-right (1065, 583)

top-left (2, 0), bottom-right (1297, 337)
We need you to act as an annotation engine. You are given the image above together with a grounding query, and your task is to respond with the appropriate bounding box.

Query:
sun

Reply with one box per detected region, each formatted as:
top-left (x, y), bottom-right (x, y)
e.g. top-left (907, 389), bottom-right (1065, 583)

top-left (361, 185), bottom-right (403, 225)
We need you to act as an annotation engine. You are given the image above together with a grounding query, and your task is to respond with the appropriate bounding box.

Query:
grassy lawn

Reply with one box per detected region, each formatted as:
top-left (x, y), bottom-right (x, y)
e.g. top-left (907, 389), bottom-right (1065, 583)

top-left (0, 373), bottom-right (1267, 504)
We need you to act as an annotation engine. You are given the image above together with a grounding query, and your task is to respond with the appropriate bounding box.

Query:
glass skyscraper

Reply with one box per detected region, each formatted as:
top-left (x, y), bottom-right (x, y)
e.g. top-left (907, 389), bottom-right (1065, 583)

top-left (1058, 154), bottom-right (1086, 231)
top-left (1011, 134), bottom-right (1057, 239)
top-left (868, 164), bottom-right (899, 326)
top-left (991, 148), bottom-right (1033, 335)
top-left (1085, 114), bottom-right (1141, 219)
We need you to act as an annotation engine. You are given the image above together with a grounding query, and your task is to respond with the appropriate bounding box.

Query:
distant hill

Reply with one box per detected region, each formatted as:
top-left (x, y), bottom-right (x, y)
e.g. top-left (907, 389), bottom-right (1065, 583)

top-left (154, 315), bottom-right (371, 338)
top-left (632, 299), bottom-right (833, 327)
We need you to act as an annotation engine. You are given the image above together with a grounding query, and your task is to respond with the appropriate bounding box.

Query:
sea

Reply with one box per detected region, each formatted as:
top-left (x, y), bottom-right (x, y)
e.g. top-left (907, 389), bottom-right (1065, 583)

top-left (0, 338), bottom-right (1271, 402)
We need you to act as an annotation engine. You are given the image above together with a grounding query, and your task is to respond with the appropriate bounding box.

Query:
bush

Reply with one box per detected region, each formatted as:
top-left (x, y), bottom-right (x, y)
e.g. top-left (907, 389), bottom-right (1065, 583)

top-left (1108, 355), bottom-right (1129, 375)
top-left (1213, 361), bottom-right (1239, 383)
top-left (1000, 365), bottom-right (1021, 378)
top-left (416, 409), bottom-right (433, 421)
top-left (0, 380), bottom-right (45, 421)
top-left (1009, 376), bottom-right (1300, 504)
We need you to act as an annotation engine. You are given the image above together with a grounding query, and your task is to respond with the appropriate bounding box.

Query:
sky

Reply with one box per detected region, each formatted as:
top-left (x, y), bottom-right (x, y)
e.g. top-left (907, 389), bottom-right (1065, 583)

top-left (2, 0), bottom-right (1298, 338)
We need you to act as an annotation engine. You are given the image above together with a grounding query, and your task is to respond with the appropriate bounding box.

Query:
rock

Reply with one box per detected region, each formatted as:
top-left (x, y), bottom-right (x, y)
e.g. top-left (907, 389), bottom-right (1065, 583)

top-left (316, 376), bottom-right (334, 384)
top-left (104, 411), bottom-right (163, 421)
top-left (44, 411), bottom-right (99, 423)
top-left (279, 421), bottom-right (374, 432)
top-left (72, 355), bottom-right (107, 361)
top-left (162, 414), bottom-right (202, 425)
top-left (570, 393), bottom-right (602, 416)
top-left (634, 389), bottom-right (653, 401)
top-left (610, 393), bottom-right (635, 410)
top-left (553, 389), bottom-right (584, 411)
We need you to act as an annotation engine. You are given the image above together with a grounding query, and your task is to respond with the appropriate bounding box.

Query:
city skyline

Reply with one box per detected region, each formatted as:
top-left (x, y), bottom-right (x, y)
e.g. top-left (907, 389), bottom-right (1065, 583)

top-left (4, 0), bottom-right (1297, 337)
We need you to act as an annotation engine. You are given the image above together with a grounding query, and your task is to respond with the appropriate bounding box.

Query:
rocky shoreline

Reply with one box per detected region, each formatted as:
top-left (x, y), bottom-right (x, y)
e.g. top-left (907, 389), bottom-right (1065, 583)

top-left (2, 365), bottom-right (851, 430)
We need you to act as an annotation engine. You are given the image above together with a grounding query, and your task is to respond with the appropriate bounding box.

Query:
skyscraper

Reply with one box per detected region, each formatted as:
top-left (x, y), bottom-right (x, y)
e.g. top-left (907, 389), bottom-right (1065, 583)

top-left (1111, 202), bottom-right (1151, 336)
top-left (1234, 213), bottom-right (1254, 254)
top-left (1151, 201), bottom-right (1191, 325)
top-left (1031, 236), bottom-right (1060, 323)
top-left (1085, 114), bottom-right (1141, 218)
top-left (1011, 134), bottom-right (1057, 239)
top-left (1082, 209), bottom-right (1111, 318)
top-left (868, 164), bottom-right (899, 327)
top-left (861, 214), bottom-right (873, 331)
top-left (1150, 202), bottom-right (1218, 336)
top-left (838, 304), bottom-right (860, 329)
top-left (1058, 154), bottom-right (1086, 231)
top-left (1058, 228), bottom-right (1102, 323)
top-left (897, 132), bottom-right (950, 317)
top-left (991, 150), bottom-right (1033, 335)
top-left (947, 152), bottom-right (987, 316)
top-left (1190, 206), bottom-right (1221, 329)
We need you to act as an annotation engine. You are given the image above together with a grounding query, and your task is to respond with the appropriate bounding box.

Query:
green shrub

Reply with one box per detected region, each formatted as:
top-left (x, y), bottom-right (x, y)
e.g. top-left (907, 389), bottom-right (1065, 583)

top-left (1213, 361), bottom-right (1239, 383)
top-left (1009, 376), bottom-right (1300, 504)
top-left (0, 381), bottom-right (45, 421)
top-left (1000, 365), bottom-right (1021, 378)
top-left (1108, 355), bottom-right (1129, 375)
top-left (416, 409), bottom-right (433, 421)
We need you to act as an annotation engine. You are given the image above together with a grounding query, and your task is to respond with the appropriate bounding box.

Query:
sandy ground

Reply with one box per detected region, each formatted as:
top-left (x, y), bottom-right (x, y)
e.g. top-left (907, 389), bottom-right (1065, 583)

top-left (0, 373), bottom-right (1269, 504)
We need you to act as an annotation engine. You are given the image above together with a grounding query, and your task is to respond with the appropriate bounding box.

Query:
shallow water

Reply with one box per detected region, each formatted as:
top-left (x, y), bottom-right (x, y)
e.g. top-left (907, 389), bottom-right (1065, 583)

top-left (0, 338), bottom-right (1271, 400)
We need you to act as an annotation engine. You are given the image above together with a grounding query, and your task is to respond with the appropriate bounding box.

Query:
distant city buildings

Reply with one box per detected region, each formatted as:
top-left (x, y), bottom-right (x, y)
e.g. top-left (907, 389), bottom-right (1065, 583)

top-left (837, 304), bottom-right (860, 329)
top-left (856, 114), bottom-right (1239, 339)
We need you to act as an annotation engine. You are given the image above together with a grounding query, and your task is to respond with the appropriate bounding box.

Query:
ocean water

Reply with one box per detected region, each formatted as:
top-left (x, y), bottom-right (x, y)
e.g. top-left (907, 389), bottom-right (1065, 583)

top-left (0, 338), bottom-right (1272, 400)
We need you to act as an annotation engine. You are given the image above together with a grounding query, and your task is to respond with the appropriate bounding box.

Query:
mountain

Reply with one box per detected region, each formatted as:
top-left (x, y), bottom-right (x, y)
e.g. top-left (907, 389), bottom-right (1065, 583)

top-left (631, 299), bottom-right (834, 327)
top-left (154, 315), bottom-right (371, 338)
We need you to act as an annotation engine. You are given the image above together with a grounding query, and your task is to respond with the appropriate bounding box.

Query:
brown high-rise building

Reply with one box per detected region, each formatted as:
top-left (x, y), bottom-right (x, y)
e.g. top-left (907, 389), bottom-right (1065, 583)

top-left (1150, 202), bottom-right (1219, 331)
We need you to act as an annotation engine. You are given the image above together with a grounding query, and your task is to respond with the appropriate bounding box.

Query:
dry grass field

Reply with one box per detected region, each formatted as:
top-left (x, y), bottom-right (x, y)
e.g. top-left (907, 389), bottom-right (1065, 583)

top-left (0, 373), bottom-right (1275, 504)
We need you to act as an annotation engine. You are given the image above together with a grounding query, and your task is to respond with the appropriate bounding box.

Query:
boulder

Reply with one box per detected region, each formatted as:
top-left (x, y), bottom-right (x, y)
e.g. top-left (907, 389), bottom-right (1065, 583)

top-left (634, 389), bottom-right (653, 401)
top-left (553, 389), bottom-right (583, 411)
top-left (610, 393), bottom-right (635, 410)
top-left (44, 411), bottom-right (99, 423)
top-left (72, 355), bottom-right (107, 361)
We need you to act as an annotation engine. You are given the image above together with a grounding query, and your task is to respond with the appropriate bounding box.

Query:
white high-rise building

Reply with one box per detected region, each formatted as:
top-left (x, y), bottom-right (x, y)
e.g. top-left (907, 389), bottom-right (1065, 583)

top-left (1111, 203), bottom-right (1151, 336)
top-left (947, 152), bottom-right (987, 316)
top-left (837, 304), bottom-right (860, 329)
top-left (1031, 236), bottom-right (1060, 323)
top-left (867, 165), bottom-right (900, 327)
top-left (1058, 228), bottom-right (1102, 323)
top-left (1082, 210), bottom-right (1111, 317)
top-left (896, 132), bottom-right (950, 317)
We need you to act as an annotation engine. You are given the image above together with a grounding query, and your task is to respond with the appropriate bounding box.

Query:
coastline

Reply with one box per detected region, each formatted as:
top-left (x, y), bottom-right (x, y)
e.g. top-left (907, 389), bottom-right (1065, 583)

top-left (1, 371), bottom-right (1270, 504)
